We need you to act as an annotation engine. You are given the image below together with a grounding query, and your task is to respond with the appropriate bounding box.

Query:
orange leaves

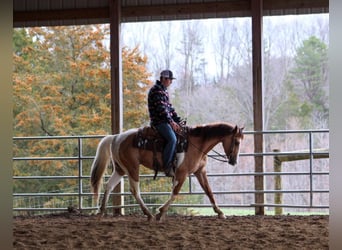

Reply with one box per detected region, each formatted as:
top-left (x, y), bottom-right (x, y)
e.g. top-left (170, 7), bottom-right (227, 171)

top-left (92, 113), bottom-right (102, 124)
top-left (121, 46), bottom-right (153, 128)
top-left (105, 93), bottom-right (111, 100)
top-left (54, 117), bottom-right (67, 133)
top-left (13, 25), bottom-right (155, 138)
top-left (69, 61), bottom-right (78, 70)
top-left (13, 75), bottom-right (33, 93)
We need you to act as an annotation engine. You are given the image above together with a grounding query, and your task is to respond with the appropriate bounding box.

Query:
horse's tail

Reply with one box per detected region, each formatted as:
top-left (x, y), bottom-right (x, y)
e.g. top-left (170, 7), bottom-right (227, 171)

top-left (90, 135), bottom-right (116, 207)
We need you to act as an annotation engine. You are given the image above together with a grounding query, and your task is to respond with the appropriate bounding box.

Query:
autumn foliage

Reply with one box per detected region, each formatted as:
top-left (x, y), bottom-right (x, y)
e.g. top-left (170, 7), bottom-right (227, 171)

top-left (14, 25), bottom-right (153, 137)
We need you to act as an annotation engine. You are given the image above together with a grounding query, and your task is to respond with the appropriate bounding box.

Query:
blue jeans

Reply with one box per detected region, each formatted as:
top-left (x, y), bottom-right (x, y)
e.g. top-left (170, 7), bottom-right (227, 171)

top-left (155, 123), bottom-right (177, 168)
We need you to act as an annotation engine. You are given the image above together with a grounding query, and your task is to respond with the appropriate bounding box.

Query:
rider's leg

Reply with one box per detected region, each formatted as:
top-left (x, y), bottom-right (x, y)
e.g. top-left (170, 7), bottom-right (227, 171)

top-left (155, 123), bottom-right (177, 176)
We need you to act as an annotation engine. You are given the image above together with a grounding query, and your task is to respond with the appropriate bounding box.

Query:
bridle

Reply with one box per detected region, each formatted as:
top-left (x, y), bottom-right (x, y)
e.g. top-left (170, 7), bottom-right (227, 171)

top-left (209, 134), bottom-right (239, 163)
top-left (175, 124), bottom-right (242, 164)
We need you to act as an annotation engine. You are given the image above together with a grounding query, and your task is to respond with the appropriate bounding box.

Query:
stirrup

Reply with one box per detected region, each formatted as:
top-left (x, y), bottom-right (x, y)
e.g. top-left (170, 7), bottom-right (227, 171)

top-left (164, 163), bottom-right (175, 177)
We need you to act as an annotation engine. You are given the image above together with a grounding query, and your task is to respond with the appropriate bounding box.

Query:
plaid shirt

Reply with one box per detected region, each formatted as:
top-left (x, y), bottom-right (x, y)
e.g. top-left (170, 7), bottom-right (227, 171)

top-left (148, 80), bottom-right (181, 126)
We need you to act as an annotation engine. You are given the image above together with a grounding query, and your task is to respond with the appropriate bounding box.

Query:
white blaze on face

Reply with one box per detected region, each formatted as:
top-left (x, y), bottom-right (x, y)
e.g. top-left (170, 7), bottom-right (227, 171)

top-left (235, 138), bottom-right (242, 164)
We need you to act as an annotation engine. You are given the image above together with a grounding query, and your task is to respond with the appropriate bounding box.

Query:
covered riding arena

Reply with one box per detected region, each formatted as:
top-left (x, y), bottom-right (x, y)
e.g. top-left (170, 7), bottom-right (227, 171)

top-left (12, 0), bottom-right (330, 249)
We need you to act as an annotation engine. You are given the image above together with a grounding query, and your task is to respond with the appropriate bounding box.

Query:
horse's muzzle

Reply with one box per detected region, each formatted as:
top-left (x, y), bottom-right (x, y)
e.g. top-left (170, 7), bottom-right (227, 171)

top-left (228, 157), bottom-right (236, 166)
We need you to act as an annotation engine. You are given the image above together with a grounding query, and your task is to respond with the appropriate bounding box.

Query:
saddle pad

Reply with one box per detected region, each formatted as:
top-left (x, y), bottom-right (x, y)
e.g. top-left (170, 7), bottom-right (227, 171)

top-left (133, 126), bottom-right (188, 153)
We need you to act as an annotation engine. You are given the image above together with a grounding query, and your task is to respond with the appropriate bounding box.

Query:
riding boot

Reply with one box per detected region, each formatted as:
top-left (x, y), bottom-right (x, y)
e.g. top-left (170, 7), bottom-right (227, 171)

top-left (164, 162), bottom-right (175, 177)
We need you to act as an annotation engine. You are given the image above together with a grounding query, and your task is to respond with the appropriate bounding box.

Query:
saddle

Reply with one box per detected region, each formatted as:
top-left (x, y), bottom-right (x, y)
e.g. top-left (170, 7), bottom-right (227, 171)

top-left (133, 126), bottom-right (189, 179)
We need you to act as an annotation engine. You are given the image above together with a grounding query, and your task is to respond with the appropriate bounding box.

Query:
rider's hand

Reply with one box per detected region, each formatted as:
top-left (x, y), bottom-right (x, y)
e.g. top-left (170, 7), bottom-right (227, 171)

top-left (170, 121), bottom-right (181, 133)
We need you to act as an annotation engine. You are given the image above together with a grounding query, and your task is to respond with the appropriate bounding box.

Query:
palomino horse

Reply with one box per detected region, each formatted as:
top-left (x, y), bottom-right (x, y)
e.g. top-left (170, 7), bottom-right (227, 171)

top-left (90, 122), bottom-right (244, 221)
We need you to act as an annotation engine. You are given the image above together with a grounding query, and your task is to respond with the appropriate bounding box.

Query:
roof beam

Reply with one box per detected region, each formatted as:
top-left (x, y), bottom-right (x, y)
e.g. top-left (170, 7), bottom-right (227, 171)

top-left (264, 0), bottom-right (328, 11)
top-left (13, 8), bottom-right (109, 23)
top-left (122, 1), bottom-right (250, 18)
top-left (13, 0), bottom-right (328, 26)
top-left (14, 1), bottom-right (251, 24)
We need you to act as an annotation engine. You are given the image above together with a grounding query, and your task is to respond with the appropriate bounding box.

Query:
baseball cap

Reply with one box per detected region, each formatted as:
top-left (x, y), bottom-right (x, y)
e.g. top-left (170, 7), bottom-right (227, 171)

top-left (160, 70), bottom-right (176, 79)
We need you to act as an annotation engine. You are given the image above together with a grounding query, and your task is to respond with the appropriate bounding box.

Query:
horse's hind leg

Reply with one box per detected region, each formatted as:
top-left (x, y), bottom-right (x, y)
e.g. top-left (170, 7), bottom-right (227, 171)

top-left (98, 169), bottom-right (123, 216)
top-left (194, 169), bottom-right (226, 219)
top-left (128, 177), bottom-right (154, 221)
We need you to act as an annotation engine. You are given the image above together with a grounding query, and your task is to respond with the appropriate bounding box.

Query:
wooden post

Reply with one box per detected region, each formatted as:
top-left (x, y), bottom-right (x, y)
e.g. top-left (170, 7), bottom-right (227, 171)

top-left (272, 148), bottom-right (328, 215)
top-left (110, 0), bottom-right (123, 215)
top-left (277, 149), bottom-right (329, 162)
top-left (273, 149), bottom-right (283, 215)
top-left (251, 0), bottom-right (264, 215)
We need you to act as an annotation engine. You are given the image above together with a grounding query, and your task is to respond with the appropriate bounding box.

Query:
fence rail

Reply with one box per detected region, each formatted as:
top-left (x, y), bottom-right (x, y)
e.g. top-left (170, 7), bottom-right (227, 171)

top-left (13, 129), bottom-right (329, 215)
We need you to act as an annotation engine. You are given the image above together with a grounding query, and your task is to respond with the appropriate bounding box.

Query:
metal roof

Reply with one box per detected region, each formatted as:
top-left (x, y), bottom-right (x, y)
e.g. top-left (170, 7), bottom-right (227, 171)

top-left (13, 0), bottom-right (329, 27)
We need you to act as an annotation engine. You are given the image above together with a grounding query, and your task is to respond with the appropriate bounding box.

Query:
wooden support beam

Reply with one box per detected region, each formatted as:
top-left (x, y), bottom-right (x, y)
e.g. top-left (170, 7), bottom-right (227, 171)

top-left (109, 0), bottom-right (123, 215)
top-left (251, 0), bottom-right (265, 216)
top-left (110, 0), bottom-right (123, 135)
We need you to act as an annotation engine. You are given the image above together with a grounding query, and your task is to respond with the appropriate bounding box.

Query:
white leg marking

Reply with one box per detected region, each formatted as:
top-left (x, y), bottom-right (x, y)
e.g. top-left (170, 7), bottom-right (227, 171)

top-left (236, 140), bottom-right (241, 165)
top-left (106, 172), bottom-right (123, 192)
top-left (176, 153), bottom-right (185, 168)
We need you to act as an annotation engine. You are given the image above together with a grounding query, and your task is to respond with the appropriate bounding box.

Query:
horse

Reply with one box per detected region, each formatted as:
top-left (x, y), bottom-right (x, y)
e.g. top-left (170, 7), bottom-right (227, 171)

top-left (90, 122), bottom-right (244, 221)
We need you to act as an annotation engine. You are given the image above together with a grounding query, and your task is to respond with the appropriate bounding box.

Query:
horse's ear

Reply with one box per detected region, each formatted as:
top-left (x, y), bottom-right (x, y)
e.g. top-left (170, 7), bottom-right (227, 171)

top-left (237, 125), bottom-right (244, 135)
top-left (239, 126), bottom-right (245, 138)
top-left (233, 125), bottom-right (238, 134)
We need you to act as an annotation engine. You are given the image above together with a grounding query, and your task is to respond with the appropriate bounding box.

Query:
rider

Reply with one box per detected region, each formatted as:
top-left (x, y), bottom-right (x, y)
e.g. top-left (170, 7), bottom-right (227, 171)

top-left (147, 70), bottom-right (182, 177)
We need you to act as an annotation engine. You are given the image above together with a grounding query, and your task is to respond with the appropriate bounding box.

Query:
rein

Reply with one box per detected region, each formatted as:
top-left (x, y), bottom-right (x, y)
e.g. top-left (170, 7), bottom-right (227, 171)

top-left (208, 149), bottom-right (229, 163)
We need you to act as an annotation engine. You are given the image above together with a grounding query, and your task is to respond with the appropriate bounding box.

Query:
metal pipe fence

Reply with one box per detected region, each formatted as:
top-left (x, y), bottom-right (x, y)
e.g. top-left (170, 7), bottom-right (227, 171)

top-left (13, 129), bottom-right (329, 215)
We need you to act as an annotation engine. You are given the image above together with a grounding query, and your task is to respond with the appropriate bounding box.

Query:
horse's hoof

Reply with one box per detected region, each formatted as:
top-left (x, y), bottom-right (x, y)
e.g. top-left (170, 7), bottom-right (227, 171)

top-left (155, 212), bottom-right (164, 221)
top-left (218, 213), bottom-right (226, 219)
top-left (95, 211), bottom-right (104, 219)
top-left (147, 215), bottom-right (155, 222)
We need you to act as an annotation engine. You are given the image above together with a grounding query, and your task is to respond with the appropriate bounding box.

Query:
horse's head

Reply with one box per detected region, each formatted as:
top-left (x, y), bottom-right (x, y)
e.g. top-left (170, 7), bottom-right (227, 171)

top-left (223, 125), bottom-right (244, 166)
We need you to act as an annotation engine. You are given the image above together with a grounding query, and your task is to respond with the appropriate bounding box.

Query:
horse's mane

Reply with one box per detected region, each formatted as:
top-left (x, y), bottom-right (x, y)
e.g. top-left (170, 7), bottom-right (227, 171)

top-left (188, 122), bottom-right (235, 139)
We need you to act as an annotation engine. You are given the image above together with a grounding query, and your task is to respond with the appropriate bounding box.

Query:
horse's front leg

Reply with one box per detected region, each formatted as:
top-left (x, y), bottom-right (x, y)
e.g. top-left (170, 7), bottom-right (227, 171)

top-left (156, 170), bottom-right (187, 222)
top-left (194, 169), bottom-right (226, 219)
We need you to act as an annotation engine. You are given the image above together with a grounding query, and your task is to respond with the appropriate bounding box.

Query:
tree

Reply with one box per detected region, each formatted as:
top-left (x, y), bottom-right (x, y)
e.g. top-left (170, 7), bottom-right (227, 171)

top-left (122, 46), bottom-right (153, 129)
top-left (213, 19), bottom-right (241, 83)
top-left (289, 36), bottom-right (328, 128)
top-left (177, 21), bottom-right (206, 89)
top-left (13, 26), bottom-right (154, 203)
